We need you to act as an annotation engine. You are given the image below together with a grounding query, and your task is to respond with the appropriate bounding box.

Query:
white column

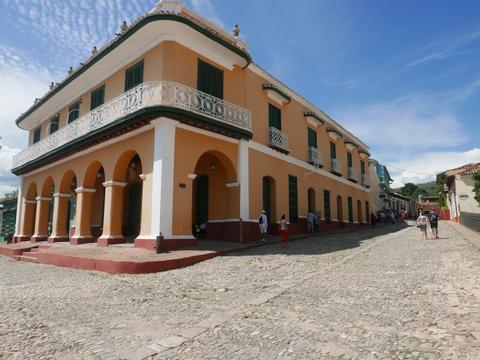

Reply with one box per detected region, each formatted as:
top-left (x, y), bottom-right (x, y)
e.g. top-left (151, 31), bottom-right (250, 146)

top-left (238, 139), bottom-right (250, 220)
top-left (151, 117), bottom-right (178, 238)
top-left (14, 176), bottom-right (23, 235)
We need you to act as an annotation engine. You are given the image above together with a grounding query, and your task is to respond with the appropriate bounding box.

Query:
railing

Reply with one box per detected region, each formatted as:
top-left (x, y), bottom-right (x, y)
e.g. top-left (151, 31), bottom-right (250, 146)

top-left (361, 174), bottom-right (370, 187)
top-left (268, 127), bottom-right (289, 152)
top-left (12, 81), bottom-right (252, 169)
top-left (308, 147), bottom-right (323, 167)
top-left (348, 167), bottom-right (357, 181)
top-left (330, 158), bottom-right (342, 174)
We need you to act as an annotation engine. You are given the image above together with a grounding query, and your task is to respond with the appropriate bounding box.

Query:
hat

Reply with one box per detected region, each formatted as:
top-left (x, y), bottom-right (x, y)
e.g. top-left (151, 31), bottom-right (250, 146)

top-left (261, 210), bottom-right (266, 213)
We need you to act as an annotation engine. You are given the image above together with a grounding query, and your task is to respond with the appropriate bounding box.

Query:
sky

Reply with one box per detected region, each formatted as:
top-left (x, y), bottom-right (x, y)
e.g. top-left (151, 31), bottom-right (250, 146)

top-left (0, 0), bottom-right (479, 194)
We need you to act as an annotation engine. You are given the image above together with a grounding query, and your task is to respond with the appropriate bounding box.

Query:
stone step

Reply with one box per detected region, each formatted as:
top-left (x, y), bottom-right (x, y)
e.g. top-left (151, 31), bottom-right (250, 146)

top-left (38, 244), bottom-right (53, 249)
top-left (30, 248), bottom-right (43, 253)
top-left (16, 255), bottom-right (39, 263)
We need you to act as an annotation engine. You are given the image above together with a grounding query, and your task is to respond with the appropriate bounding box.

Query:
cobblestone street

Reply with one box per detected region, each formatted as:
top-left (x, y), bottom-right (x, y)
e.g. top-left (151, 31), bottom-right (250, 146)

top-left (1, 222), bottom-right (479, 359)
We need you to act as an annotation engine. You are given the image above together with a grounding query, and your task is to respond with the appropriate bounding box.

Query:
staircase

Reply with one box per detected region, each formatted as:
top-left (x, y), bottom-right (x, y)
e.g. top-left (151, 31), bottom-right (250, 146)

top-left (15, 244), bottom-right (52, 263)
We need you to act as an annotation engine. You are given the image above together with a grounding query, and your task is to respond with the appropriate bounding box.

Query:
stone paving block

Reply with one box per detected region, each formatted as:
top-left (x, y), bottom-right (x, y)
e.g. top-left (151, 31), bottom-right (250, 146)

top-left (155, 335), bottom-right (188, 348)
top-left (246, 292), bottom-right (279, 306)
top-left (176, 326), bottom-right (208, 339)
top-left (195, 315), bottom-right (229, 328)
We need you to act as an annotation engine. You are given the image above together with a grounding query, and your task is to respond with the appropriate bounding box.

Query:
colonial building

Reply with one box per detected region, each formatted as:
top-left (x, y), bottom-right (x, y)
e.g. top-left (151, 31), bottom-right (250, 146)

top-left (11, 1), bottom-right (372, 251)
top-left (0, 190), bottom-right (18, 242)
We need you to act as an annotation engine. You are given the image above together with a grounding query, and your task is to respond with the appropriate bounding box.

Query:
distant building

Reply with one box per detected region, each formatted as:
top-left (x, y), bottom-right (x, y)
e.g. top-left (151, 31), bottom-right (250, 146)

top-left (0, 190), bottom-right (18, 242)
top-left (440, 163), bottom-right (480, 223)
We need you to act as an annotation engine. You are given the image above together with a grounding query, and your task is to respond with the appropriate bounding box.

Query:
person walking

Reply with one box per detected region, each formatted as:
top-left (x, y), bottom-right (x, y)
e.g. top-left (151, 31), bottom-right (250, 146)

top-left (258, 210), bottom-right (268, 242)
top-left (429, 210), bottom-right (439, 239)
top-left (279, 214), bottom-right (288, 244)
top-left (307, 210), bottom-right (316, 233)
top-left (416, 211), bottom-right (429, 240)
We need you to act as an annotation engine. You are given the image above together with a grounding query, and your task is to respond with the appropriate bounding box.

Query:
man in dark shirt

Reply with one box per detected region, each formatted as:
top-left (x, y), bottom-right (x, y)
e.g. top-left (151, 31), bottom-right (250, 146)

top-left (429, 210), bottom-right (439, 239)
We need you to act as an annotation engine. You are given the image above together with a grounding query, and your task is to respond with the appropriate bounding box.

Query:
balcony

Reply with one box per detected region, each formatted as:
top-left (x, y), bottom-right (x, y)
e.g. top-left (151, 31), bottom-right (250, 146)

top-left (348, 167), bottom-right (357, 182)
top-left (361, 174), bottom-right (370, 188)
top-left (308, 147), bottom-right (323, 167)
top-left (268, 127), bottom-right (289, 153)
top-left (12, 81), bottom-right (252, 170)
top-left (330, 158), bottom-right (342, 175)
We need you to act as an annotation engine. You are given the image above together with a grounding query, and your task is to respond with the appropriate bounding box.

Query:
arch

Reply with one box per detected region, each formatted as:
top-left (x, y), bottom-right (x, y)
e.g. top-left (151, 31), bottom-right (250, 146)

top-left (58, 170), bottom-right (78, 239)
top-left (25, 182), bottom-right (38, 200)
top-left (357, 199), bottom-right (362, 224)
top-left (113, 149), bottom-right (142, 181)
top-left (336, 195), bottom-right (344, 224)
top-left (308, 188), bottom-right (316, 212)
top-left (83, 161), bottom-right (104, 188)
top-left (59, 170), bottom-right (77, 193)
top-left (262, 176), bottom-right (276, 225)
top-left (123, 154), bottom-right (143, 238)
top-left (41, 176), bottom-right (55, 197)
top-left (193, 150), bottom-right (237, 183)
top-left (40, 176), bottom-right (55, 235)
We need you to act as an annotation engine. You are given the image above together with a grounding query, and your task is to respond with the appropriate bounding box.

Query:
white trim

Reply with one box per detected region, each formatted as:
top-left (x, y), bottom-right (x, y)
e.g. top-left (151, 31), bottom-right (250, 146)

top-left (75, 187), bottom-right (96, 194)
top-left (249, 141), bottom-right (370, 192)
top-left (187, 173), bottom-right (197, 179)
top-left (23, 199), bottom-right (37, 204)
top-left (238, 139), bottom-right (250, 220)
top-left (207, 219), bottom-right (240, 223)
top-left (139, 173), bottom-right (147, 181)
top-left (225, 182), bottom-right (239, 188)
top-left (15, 179), bottom-right (23, 235)
top-left (35, 196), bottom-right (52, 201)
top-left (306, 117), bottom-right (319, 128)
top-left (328, 131), bottom-right (342, 141)
top-left (138, 235), bottom-right (196, 240)
top-left (176, 122), bottom-right (239, 144)
top-left (151, 117), bottom-right (177, 238)
top-left (263, 88), bottom-right (289, 106)
top-left (53, 192), bottom-right (71, 198)
top-left (248, 64), bottom-right (369, 151)
top-left (18, 125), bottom-right (153, 177)
top-left (103, 181), bottom-right (127, 188)
top-left (345, 143), bottom-right (356, 151)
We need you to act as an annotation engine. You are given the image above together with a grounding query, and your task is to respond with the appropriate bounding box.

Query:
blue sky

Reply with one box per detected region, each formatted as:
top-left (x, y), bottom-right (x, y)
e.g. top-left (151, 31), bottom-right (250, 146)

top-left (0, 0), bottom-right (479, 193)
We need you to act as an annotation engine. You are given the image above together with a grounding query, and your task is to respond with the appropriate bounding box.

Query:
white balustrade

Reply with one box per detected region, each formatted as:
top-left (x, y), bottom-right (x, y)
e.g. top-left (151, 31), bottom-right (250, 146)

top-left (348, 167), bottom-right (357, 181)
top-left (268, 127), bottom-right (289, 152)
top-left (330, 158), bottom-right (342, 174)
top-left (12, 81), bottom-right (252, 169)
top-left (308, 147), bottom-right (323, 167)
top-left (361, 174), bottom-right (370, 187)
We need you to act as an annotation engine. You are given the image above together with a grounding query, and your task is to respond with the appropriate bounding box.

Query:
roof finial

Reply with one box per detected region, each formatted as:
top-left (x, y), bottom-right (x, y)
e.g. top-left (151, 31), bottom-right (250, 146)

top-left (232, 24), bottom-right (240, 38)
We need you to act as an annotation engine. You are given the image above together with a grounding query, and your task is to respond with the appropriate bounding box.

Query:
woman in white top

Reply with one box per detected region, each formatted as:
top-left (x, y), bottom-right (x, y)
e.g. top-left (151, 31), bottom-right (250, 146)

top-left (416, 212), bottom-right (430, 240)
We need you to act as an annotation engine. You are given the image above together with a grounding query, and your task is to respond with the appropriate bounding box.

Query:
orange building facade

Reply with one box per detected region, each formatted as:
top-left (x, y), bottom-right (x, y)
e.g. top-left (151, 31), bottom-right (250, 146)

top-left (11, 2), bottom-right (372, 251)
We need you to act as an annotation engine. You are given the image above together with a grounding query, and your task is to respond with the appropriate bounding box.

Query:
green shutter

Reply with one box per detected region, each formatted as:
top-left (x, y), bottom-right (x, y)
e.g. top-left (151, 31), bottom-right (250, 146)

top-left (330, 142), bottom-right (336, 159)
top-left (324, 190), bottom-right (331, 222)
top-left (197, 59), bottom-right (223, 99)
top-left (262, 177), bottom-right (271, 222)
top-left (125, 60), bottom-right (144, 91)
top-left (288, 175), bottom-right (298, 224)
top-left (360, 161), bottom-right (365, 174)
top-left (268, 104), bottom-right (281, 129)
top-left (33, 127), bottom-right (41, 144)
top-left (347, 153), bottom-right (352, 167)
top-left (90, 85), bottom-right (105, 110)
top-left (196, 175), bottom-right (209, 225)
top-left (308, 128), bottom-right (317, 148)
top-left (68, 102), bottom-right (80, 123)
top-left (348, 197), bottom-right (353, 223)
top-left (49, 115), bottom-right (59, 134)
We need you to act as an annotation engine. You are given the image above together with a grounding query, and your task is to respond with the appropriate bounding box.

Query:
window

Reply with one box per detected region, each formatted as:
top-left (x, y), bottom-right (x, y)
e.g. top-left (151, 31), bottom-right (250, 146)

top-left (323, 190), bottom-right (331, 223)
top-left (49, 114), bottom-right (59, 134)
top-left (197, 59), bottom-right (223, 99)
top-left (348, 197), bottom-right (353, 223)
top-left (330, 141), bottom-right (336, 159)
top-left (360, 160), bottom-right (365, 174)
top-left (125, 60), bottom-right (144, 92)
top-left (68, 101), bottom-right (80, 123)
top-left (33, 127), bottom-right (41, 144)
top-left (308, 128), bottom-right (317, 148)
top-left (268, 104), bottom-right (281, 130)
top-left (288, 175), bottom-right (298, 224)
top-left (347, 153), bottom-right (352, 167)
top-left (90, 85), bottom-right (105, 110)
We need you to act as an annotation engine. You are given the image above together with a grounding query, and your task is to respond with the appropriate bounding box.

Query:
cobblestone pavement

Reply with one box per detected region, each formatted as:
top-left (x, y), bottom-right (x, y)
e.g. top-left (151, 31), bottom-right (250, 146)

top-left (1, 222), bottom-right (479, 359)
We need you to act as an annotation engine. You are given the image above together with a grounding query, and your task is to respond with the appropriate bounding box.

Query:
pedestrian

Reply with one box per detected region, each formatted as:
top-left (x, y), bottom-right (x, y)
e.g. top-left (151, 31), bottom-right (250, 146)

top-left (390, 210), bottom-right (395, 224)
top-left (370, 212), bottom-right (376, 225)
top-left (416, 211), bottom-right (429, 240)
top-left (429, 210), bottom-right (439, 239)
top-left (279, 214), bottom-right (288, 244)
top-left (258, 210), bottom-right (268, 242)
top-left (307, 210), bottom-right (316, 233)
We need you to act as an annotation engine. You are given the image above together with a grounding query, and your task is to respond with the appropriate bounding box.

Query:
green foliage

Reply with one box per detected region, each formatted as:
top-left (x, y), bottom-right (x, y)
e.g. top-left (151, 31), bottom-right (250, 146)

top-left (474, 172), bottom-right (480, 206)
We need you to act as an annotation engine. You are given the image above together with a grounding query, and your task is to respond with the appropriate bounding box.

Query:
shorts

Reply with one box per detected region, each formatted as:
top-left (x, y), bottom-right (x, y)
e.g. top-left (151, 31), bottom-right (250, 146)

top-left (259, 224), bottom-right (268, 234)
top-left (430, 223), bottom-right (438, 229)
top-left (419, 224), bottom-right (427, 231)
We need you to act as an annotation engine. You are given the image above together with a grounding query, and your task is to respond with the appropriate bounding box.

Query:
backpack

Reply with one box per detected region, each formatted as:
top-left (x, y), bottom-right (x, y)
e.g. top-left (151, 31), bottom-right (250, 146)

top-left (259, 215), bottom-right (264, 224)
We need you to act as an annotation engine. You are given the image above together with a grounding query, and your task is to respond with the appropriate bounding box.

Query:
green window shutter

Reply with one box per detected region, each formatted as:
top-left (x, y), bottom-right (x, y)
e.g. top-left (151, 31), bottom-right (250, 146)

top-left (125, 60), bottom-right (144, 91)
top-left (347, 153), bottom-right (352, 167)
top-left (348, 197), bottom-right (353, 223)
top-left (308, 128), bottom-right (317, 148)
top-left (262, 177), bottom-right (271, 222)
top-left (268, 104), bottom-right (281, 129)
top-left (323, 190), bottom-right (331, 222)
top-left (50, 115), bottom-right (59, 134)
top-left (360, 161), bottom-right (365, 174)
top-left (90, 85), bottom-right (105, 110)
top-left (288, 175), bottom-right (298, 224)
top-left (68, 102), bottom-right (80, 124)
top-left (197, 59), bottom-right (223, 99)
top-left (33, 127), bottom-right (41, 144)
top-left (330, 142), bottom-right (336, 159)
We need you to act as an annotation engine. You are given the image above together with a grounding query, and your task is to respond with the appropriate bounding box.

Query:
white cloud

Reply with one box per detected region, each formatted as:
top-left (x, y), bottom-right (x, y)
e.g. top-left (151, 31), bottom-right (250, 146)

top-left (189, 0), bottom-right (226, 29)
top-left (334, 93), bottom-right (469, 151)
top-left (387, 148), bottom-right (480, 187)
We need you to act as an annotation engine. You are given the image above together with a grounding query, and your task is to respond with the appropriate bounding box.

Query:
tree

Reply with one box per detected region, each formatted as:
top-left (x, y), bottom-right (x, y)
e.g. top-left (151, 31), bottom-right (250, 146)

top-left (400, 182), bottom-right (418, 197)
top-left (474, 172), bottom-right (480, 207)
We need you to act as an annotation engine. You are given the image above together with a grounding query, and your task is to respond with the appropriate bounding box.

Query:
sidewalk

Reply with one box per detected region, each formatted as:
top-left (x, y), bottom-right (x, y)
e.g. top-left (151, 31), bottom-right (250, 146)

top-left (448, 220), bottom-right (480, 250)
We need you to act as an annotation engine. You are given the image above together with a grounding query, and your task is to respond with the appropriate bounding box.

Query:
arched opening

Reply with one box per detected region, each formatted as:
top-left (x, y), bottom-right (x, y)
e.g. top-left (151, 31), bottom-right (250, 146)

top-left (336, 195), bottom-right (344, 225)
top-left (23, 182), bottom-right (38, 238)
top-left (262, 176), bottom-right (276, 226)
top-left (192, 151), bottom-right (237, 240)
top-left (357, 199), bottom-right (362, 224)
top-left (59, 170), bottom-right (77, 239)
top-left (41, 176), bottom-right (55, 237)
top-left (308, 188), bottom-right (316, 212)
top-left (84, 161), bottom-right (106, 239)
